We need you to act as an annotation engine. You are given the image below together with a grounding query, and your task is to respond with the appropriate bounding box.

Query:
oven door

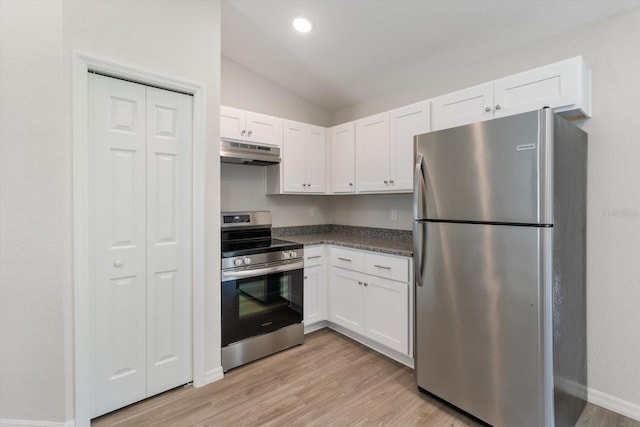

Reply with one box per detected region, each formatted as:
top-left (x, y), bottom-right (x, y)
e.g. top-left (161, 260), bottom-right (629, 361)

top-left (221, 260), bottom-right (303, 347)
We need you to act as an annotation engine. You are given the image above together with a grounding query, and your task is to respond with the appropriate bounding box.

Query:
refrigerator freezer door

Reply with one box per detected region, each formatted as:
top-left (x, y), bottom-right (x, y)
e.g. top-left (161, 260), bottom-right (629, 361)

top-left (415, 222), bottom-right (551, 427)
top-left (415, 109), bottom-right (552, 224)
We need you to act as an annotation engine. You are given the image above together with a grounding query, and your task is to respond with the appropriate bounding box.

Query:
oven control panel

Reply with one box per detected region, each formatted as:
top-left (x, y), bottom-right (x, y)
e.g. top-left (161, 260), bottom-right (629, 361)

top-left (282, 250), bottom-right (298, 260)
top-left (222, 249), bottom-right (304, 271)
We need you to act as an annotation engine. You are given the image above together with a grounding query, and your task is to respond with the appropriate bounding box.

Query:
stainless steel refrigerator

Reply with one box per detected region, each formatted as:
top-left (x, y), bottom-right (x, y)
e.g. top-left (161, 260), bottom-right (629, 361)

top-left (413, 108), bottom-right (587, 427)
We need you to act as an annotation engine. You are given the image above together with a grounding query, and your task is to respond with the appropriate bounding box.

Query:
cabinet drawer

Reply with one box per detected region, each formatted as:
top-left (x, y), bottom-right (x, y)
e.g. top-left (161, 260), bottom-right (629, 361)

top-left (330, 247), bottom-right (365, 272)
top-left (364, 253), bottom-right (409, 282)
top-left (304, 246), bottom-right (325, 267)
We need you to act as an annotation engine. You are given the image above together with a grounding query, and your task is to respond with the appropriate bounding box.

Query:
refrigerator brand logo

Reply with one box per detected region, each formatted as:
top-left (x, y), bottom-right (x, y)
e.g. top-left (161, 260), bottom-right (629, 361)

top-left (516, 143), bottom-right (536, 151)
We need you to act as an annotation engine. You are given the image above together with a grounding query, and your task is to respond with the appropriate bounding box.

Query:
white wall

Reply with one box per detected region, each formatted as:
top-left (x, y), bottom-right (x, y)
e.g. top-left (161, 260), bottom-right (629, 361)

top-left (0, 0), bottom-right (221, 424)
top-left (0, 1), bottom-right (69, 423)
top-left (330, 8), bottom-right (640, 415)
top-left (327, 194), bottom-right (412, 230)
top-left (220, 56), bottom-right (334, 225)
top-left (222, 6), bottom-right (640, 417)
top-left (222, 56), bottom-right (331, 127)
top-left (220, 163), bottom-right (332, 226)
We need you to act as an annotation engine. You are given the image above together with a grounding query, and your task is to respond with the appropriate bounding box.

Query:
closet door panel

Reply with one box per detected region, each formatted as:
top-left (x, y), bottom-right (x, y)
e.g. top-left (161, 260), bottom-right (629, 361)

top-left (89, 73), bottom-right (147, 418)
top-left (146, 87), bottom-right (193, 396)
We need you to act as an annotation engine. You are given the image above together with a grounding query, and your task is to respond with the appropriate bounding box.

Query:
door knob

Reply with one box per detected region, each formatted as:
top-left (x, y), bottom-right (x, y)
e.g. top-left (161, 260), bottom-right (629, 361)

top-left (495, 104), bottom-right (501, 110)
top-left (113, 259), bottom-right (123, 267)
top-left (248, 130), bottom-right (253, 136)
top-left (484, 107), bottom-right (491, 112)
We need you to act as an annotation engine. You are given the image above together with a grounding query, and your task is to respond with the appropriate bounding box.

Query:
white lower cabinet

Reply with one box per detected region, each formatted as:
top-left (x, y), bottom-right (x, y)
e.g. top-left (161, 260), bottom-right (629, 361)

top-left (364, 275), bottom-right (409, 353)
top-left (329, 268), bottom-right (365, 333)
top-left (304, 246), bottom-right (326, 329)
top-left (328, 247), bottom-right (410, 355)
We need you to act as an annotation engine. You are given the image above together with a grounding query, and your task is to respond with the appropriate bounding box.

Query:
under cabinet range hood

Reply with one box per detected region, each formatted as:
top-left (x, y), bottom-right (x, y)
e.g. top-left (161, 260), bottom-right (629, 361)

top-left (220, 140), bottom-right (281, 166)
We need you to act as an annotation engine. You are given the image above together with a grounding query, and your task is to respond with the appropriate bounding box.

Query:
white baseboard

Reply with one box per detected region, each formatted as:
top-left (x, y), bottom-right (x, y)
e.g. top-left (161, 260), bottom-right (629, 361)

top-left (588, 387), bottom-right (640, 422)
top-left (0, 419), bottom-right (74, 427)
top-left (304, 320), bottom-right (328, 334)
top-left (327, 322), bottom-right (414, 368)
top-left (195, 366), bottom-right (223, 387)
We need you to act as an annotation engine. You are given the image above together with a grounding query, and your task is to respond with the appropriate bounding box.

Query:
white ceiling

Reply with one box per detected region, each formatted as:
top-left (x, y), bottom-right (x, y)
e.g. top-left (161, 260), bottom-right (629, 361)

top-left (222, 0), bottom-right (640, 112)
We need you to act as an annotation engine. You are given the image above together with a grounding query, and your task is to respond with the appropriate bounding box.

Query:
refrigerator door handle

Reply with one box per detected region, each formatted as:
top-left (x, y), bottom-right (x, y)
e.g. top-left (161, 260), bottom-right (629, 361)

top-left (413, 153), bottom-right (425, 220)
top-left (413, 221), bottom-right (426, 287)
top-left (414, 153), bottom-right (427, 287)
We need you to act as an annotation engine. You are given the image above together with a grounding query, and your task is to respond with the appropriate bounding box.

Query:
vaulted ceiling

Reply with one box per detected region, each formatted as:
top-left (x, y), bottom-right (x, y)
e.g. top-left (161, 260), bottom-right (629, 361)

top-left (222, 0), bottom-right (640, 112)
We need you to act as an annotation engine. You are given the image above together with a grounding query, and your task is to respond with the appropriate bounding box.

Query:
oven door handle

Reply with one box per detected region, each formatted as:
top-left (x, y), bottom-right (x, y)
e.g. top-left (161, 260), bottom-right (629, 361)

top-left (222, 260), bottom-right (304, 281)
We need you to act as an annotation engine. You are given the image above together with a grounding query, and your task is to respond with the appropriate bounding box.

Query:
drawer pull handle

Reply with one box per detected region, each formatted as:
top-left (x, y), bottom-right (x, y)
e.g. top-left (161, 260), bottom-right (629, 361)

top-left (308, 255), bottom-right (322, 260)
top-left (374, 264), bottom-right (391, 270)
top-left (338, 257), bottom-right (352, 262)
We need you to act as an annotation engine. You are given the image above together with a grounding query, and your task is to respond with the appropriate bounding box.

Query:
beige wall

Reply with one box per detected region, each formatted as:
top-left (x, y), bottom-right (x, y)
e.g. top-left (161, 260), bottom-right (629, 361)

top-left (0, 0), bottom-right (221, 424)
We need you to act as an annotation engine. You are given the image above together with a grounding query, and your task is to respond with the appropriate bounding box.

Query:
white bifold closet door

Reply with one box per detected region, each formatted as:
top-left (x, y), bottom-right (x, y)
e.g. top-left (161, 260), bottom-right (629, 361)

top-left (89, 73), bottom-right (192, 418)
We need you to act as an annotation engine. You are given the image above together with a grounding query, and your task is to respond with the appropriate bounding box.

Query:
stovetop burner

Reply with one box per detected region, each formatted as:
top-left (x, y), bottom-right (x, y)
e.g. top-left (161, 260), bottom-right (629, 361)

top-left (220, 211), bottom-right (302, 260)
top-left (222, 238), bottom-right (302, 258)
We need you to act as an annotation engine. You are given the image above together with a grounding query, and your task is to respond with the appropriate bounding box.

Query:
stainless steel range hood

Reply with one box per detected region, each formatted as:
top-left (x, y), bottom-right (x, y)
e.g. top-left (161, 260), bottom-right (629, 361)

top-left (220, 140), bottom-right (280, 166)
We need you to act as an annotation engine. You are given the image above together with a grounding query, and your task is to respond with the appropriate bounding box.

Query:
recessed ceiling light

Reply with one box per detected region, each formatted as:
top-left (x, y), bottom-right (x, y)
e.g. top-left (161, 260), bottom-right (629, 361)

top-left (293, 17), bottom-right (313, 33)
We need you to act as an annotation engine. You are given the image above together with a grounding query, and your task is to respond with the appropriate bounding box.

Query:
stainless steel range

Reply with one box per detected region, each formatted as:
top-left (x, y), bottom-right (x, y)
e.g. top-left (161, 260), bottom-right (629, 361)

top-left (220, 211), bottom-right (304, 371)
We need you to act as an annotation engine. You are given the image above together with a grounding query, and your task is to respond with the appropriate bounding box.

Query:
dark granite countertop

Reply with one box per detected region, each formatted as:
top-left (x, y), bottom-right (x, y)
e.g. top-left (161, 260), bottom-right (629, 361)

top-left (273, 225), bottom-right (413, 257)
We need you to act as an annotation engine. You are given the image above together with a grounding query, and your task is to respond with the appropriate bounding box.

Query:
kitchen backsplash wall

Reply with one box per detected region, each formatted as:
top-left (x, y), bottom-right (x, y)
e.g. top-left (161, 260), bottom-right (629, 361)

top-left (327, 193), bottom-right (412, 231)
top-left (220, 163), bottom-right (413, 230)
top-left (220, 163), bottom-right (332, 227)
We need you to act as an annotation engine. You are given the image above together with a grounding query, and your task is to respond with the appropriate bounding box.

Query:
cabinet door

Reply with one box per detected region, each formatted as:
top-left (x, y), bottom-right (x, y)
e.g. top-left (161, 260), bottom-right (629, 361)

top-left (329, 268), bottom-right (365, 334)
top-left (282, 120), bottom-right (307, 192)
top-left (306, 125), bottom-right (327, 193)
top-left (304, 264), bottom-right (325, 326)
top-left (220, 106), bottom-right (246, 140)
top-left (246, 111), bottom-right (283, 147)
top-left (390, 101), bottom-right (430, 191)
top-left (330, 122), bottom-right (356, 193)
top-left (364, 277), bottom-right (409, 354)
top-left (431, 83), bottom-right (494, 131)
top-left (356, 112), bottom-right (390, 192)
top-left (493, 57), bottom-right (578, 119)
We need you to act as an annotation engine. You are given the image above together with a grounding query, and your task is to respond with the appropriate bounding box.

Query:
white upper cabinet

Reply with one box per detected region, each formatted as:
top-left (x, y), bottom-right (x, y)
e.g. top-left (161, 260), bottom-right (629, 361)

top-left (493, 56), bottom-right (591, 119)
top-left (431, 83), bottom-right (494, 131)
top-left (329, 122), bottom-right (356, 194)
top-left (389, 101), bottom-right (431, 191)
top-left (431, 56), bottom-right (591, 131)
top-left (356, 101), bottom-right (430, 193)
top-left (267, 119), bottom-right (327, 194)
top-left (356, 112), bottom-right (390, 192)
top-left (220, 106), bottom-right (283, 147)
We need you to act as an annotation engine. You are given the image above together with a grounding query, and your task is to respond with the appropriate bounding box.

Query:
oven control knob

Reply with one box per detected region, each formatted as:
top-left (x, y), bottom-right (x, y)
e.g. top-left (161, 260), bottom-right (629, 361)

top-left (243, 257), bottom-right (251, 265)
top-left (290, 251), bottom-right (298, 258)
top-left (282, 251), bottom-right (290, 259)
top-left (234, 258), bottom-right (243, 266)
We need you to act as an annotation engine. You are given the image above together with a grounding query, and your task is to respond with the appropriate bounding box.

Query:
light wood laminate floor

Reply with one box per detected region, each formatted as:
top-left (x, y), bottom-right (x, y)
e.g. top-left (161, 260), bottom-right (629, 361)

top-left (93, 329), bottom-right (639, 427)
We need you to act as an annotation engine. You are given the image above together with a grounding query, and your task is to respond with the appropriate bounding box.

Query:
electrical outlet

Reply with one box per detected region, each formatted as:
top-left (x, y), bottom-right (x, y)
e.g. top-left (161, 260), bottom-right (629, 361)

top-left (308, 207), bottom-right (315, 217)
top-left (391, 209), bottom-right (398, 221)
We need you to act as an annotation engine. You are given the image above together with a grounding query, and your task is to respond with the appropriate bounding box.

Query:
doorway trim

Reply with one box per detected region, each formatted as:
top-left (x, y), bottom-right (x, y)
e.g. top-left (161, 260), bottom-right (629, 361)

top-left (72, 52), bottom-right (208, 427)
